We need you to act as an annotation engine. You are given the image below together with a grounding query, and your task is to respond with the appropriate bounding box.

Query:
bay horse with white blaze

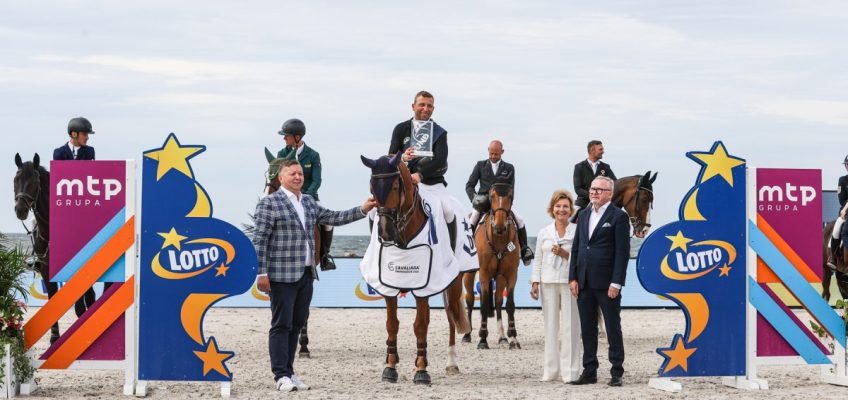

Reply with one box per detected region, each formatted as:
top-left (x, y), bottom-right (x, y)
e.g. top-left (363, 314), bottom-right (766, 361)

top-left (360, 153), bottom-right (470, 385)
top-left (471, 182), bottom-right (522, 350)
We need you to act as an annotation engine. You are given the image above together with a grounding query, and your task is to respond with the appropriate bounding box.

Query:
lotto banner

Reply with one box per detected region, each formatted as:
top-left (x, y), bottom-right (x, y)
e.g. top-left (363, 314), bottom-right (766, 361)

top-left (751, 169), bottom-right (841, 362)
top-left (636, 141), bottom-right (747, 376)
top-left (138, 134), bottom-right (256, 381)
top-left (23, 160), bottom-right (135, 365)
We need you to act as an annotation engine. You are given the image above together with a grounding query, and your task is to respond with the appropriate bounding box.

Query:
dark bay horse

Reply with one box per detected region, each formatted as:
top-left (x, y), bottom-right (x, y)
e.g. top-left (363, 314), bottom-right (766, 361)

top-left (361, 153), bottom-right (470, 385)
top-left (470, 182), bottom-right (521, 350)
top-left (822, 221), bottom-right (848, 301)
top-left (13, 153), bottom-right (60, 343)
top-left (612, 171), bottom-right (657, 238)
top-left (262, 149), bottom-right (322, 358)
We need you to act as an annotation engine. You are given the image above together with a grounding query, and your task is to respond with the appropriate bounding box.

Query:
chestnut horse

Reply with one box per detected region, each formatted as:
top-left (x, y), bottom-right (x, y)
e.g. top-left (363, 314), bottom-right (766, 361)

top-left (822, 221), bottom-right (848, 301)
top-left (361, 153), bottom-right (469, 385)
top-left (13, 153), bottom-right (60, 343)
top-left (471, 182), bottom-right (521, 350)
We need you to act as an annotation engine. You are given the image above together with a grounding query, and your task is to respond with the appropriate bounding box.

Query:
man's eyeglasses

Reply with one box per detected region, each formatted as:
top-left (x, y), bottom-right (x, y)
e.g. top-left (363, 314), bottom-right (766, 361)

top-left (589, 187), bottom-right (611, 193)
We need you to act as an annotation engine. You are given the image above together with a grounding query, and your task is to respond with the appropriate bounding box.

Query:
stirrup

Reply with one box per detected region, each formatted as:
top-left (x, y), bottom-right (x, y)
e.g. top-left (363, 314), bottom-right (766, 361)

top-left (320, 254), bottom-right (336, 271)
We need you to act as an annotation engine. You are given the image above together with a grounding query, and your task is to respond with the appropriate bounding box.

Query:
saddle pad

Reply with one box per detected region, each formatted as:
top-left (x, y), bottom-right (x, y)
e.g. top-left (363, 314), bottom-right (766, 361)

top-left (378, 243), bottom-right (433, 291)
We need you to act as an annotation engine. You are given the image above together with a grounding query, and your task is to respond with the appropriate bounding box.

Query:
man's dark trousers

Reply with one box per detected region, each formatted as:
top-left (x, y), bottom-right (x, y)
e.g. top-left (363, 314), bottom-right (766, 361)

top-left (576, 287), bottom-right (624, 378)
top-left (269, 270), bottom-right (313, 381)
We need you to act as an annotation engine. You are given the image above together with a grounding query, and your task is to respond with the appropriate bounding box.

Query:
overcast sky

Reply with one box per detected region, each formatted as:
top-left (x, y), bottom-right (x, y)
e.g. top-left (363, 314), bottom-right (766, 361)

top-left (3, 1), bottom-right (847, 237)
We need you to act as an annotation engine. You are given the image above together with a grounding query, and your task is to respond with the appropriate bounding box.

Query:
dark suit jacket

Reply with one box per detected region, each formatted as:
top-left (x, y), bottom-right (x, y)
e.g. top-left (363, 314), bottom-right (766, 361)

top-left (277, 144), bottom-right (322, 200)
top-left (388, 119), bottom-right (448, 186)
top-left (573, 160), bottom-right (616, 208)
top-left (53, 143), bottom-right (95, 161)
top-left (568, 203), bottom-right (630, 290)
top-left (839, 174), bottom-right (848, 208)
top-left (465, 160), bottom-right (515, 201)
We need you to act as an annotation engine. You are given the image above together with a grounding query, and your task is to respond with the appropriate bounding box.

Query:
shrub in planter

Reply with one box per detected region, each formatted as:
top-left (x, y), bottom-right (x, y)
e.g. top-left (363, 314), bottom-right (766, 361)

top-left (0, 237), bottom-right (35, 386)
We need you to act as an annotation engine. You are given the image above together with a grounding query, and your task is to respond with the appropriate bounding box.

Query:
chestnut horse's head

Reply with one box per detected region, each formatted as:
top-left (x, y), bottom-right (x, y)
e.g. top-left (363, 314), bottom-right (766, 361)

top-left (488, 183), bottom-right (514, 235)
top-left (613, 171), bottom-right (657, 238)
top-left (361, 153), bottom-right (418, 246)
top-left (14, 153), bottom-right (44, 221)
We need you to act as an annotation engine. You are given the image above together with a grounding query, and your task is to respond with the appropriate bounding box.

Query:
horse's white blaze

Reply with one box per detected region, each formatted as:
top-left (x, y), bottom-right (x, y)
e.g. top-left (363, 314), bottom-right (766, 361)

top-left (446, 345), bottom-right (457, 368)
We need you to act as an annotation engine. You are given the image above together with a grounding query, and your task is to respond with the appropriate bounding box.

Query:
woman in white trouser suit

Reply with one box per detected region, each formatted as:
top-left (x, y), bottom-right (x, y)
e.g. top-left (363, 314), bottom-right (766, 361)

top-left (530, 189), bottom-right (581, 382)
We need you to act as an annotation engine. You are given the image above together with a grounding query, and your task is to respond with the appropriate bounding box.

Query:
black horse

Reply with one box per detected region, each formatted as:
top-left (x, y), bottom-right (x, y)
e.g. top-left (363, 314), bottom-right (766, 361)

top-left (822, 220), bottom-right (848, 301)
top-left (14, 153), bottom-right (98, 344)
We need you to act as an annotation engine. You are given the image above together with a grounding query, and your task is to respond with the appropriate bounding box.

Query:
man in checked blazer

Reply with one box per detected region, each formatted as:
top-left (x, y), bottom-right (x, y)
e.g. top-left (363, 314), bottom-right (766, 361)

top-left (572, 140), bottom-right (616, 216)
top-left (568, 176), bottom-right (630, 387)
top-left (253, 159), bottom-right (376, 392)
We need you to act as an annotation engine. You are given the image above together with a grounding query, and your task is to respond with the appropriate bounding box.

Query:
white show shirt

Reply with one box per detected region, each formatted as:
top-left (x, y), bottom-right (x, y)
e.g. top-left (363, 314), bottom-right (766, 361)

top-left (587, 158), bottom-right (599, 174)
top-left (67, 142), bottom-right (81, 159)
top-left (490, 160), bottom-right (501, 176)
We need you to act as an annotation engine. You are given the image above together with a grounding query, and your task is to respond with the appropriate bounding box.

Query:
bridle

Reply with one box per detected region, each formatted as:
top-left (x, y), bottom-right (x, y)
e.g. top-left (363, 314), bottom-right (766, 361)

top-left (371, 170), bottom-right (421, 248)
top-left (484, 183), bottom-right (516, 265)
top-left (15, 168), bottom-right (49, 264)
top-left (616, 184), bottom-right (653, 236)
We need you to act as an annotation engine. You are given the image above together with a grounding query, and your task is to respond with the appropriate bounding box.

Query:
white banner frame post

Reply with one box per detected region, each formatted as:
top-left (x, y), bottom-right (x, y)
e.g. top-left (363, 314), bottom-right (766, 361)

top-left (22, 160), bottom-right (139, 396)
top-left (725, 166), bottom-right (848, 390)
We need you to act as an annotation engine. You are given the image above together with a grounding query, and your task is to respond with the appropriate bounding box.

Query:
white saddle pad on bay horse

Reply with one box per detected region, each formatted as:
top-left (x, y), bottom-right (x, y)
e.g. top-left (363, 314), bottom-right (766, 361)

top-left (360, 188), bottom-right (477, 297)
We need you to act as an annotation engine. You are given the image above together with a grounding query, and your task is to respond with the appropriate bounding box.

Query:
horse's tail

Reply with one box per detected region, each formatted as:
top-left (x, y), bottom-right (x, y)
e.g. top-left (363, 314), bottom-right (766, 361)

top-left (446, 277), bottom-right (471, 335)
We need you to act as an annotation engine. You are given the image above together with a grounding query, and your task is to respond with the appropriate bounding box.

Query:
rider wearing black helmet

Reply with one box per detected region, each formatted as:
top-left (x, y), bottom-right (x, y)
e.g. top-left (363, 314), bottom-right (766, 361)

top-left (52, 117), bottom-right (98, 317)
top-left (276, 118), bottom-right (335, 270)
top-left (53, 117), bottom-right (95, 161)
top-left (828, 155), bottom-right (848, 269)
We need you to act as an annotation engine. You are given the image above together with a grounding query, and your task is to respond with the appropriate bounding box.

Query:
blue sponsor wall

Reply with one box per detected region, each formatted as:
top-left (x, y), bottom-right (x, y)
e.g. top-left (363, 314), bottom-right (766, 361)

top-left (23, 258), bottom-right (674, 308)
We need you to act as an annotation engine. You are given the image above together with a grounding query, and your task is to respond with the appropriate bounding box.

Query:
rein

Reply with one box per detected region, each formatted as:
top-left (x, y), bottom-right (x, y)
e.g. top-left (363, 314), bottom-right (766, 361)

top-left (484, 186), bottom-right (516, 276)
top-left (372, 170), bottom-right (422, 248)
top-left (15, 173), bottom-right (49, 265)
top-left (615, 184), bottom-right (653, 236)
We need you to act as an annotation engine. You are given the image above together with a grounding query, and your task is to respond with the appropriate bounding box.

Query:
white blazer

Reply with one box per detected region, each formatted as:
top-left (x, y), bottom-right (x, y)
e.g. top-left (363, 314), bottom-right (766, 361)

top-left (530, 222), bottom-right (576, 284)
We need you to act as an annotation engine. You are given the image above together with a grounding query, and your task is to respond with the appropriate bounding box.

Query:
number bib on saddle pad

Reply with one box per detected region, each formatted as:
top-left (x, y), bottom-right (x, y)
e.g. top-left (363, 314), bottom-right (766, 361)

top-left (378, 243), bottom-right (433, 291)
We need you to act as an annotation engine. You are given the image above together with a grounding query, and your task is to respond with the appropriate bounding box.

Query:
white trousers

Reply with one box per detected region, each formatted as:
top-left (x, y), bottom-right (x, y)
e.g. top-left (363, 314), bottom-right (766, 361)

top-left (469, 207), bottom-right (525, 228)
top-left (417, 183), bottom-right (456, 224)
top-left (540, 283), bottom-right (582, 382)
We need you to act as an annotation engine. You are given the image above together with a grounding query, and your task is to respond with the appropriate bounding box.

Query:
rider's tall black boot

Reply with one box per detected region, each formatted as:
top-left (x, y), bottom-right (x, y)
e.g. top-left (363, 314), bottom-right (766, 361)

top-left (827, 236), bottom-right (841, 270)
top-left (319, 226), bottom-right (336, 271)
top-left (518, 226), bottom-right (534, 266)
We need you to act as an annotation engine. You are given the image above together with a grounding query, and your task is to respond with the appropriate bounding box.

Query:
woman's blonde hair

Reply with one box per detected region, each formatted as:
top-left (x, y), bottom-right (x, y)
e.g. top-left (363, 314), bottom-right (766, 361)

top-left (547, 189), bottom-right (575, 219)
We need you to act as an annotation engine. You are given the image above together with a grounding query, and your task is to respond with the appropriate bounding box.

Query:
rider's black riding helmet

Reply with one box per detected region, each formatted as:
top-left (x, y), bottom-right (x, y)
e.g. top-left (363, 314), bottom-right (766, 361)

top-left (67, 117), bottom-right (94, 135)
top-left (278, 118), bottom-right (306, 137)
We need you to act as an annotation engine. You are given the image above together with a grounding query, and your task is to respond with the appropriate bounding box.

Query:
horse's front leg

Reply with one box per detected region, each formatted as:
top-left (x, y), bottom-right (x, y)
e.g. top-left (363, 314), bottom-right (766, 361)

top-left (444, 278), bottom-right (463, 375)
top-left (506, 280), bottom-right (520, 350)
top-left (462, 271), bottom-right (475, 343)
top-left (478, 273), bottom-right (492, 350)
top-left (413, 296), bottom-right (431, 385)
top-left (382, 296), bottom-right (400, 383)
top-left (44, 277), bottom-right (61, 344)
top-left (496, 275), bottom-right (508, 345)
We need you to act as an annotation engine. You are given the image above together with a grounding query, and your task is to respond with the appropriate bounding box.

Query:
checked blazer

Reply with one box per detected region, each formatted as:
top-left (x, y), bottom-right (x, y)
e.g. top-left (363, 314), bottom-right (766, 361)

top-left (253, 189), bottom-right (365, 282)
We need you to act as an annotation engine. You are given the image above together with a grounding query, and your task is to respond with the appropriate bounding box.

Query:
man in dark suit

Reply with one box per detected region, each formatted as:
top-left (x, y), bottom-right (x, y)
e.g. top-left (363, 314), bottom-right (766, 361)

top-left (253, 159), bottom-right (376, 392)
top-left (572, 140), bottom-right (616, 217)
top-left (53, 117), bottom-right (95, 161)
top-left (568, 176), bottom-right (630, 387)
top-left (465, 139), bottom-right (533, 264)
top-left (53, 117), bottom-right (98, 318)
top-left (389, 90), bottom-right (448, 187)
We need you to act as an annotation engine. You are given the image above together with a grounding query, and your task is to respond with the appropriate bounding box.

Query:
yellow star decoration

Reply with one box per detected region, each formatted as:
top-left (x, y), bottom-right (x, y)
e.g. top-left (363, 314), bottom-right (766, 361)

top-left (193, 337), bottom-right (234, 378)
top-left (143, 134), bottom-right (205, 181)
top-left (718, 264), bottom-right (732, 277)
top-left (665, 231), bottom-right (693, 253)
top-left (158, 228), bottom-right (187, 250)
top-left (689, 142), bottom-right (745, 187)
top-left (660, 335), bottom-right (697, 373)
top-left (215, 263), bottom-right (230, 277)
